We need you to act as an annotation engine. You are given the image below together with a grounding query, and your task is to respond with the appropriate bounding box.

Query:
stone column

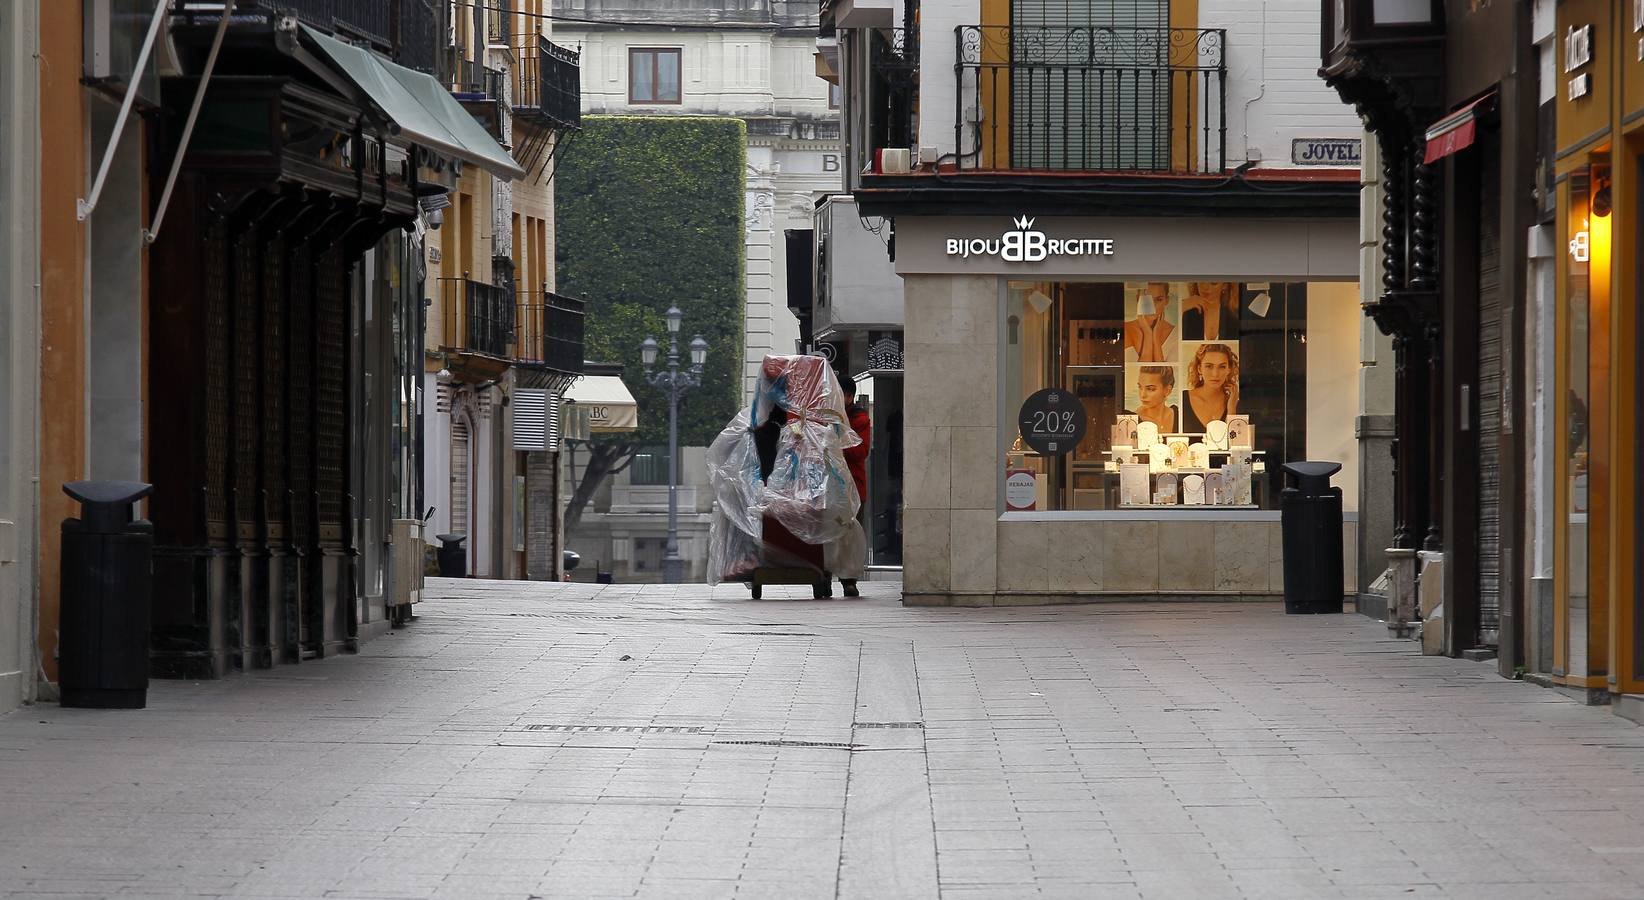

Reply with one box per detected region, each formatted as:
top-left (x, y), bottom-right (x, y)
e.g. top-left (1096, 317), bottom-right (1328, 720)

top-left (901, 275), bottom-right (998, 606)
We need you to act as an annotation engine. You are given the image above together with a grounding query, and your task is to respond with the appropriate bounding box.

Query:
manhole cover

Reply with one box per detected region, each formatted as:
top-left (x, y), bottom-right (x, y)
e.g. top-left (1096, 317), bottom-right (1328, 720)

top-left (714, 740), bottom-right (857, 749)
top-left (523, 724), bottom-right (704, 734)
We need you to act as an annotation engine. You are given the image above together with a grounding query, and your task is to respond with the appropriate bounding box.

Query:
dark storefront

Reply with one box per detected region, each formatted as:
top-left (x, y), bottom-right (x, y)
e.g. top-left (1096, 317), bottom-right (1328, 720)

top-left (1321, 0), bottom-right (1537, 674)
top-left (145, 5), bottom-right (485, 675)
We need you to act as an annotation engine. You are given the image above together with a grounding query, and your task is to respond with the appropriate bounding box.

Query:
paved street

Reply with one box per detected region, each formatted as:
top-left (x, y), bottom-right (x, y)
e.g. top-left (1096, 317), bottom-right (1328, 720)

top-left (2, 580), bottom-right (1643, 900)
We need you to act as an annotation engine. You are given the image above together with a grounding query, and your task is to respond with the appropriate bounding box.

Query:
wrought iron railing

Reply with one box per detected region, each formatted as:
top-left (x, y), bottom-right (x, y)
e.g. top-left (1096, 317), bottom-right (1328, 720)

top-left (395, 0), bottom-right (439, 73)
top-left (516, 289), bottom-right (586, 374)
top-left (438, 276), bottom-right (513, 358)
top-left (953, 25), bottom-right (1226, 174)
top-left (181, 1), bottom-right (436, 71)
top-left (515, 35), bottom-right (583, 131)
top-left (870, 28), bottom-right (919, 156)
top-left (484, 0), bottom-right (511, 46)
top-left (232, 0), bottom-right (393, 47)
top-left (448, 52), bottom-right (505, 98)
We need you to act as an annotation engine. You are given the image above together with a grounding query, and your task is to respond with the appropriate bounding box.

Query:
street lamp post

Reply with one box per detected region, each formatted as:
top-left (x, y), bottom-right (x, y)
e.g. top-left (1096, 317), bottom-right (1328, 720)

top-left (641, 307), bottom-right (708, 584)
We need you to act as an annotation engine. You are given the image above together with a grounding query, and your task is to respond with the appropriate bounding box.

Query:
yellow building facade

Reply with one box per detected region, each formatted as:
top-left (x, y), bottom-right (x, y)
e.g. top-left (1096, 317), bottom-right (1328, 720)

top-left (1554, 0), bottom-right (1644, 708)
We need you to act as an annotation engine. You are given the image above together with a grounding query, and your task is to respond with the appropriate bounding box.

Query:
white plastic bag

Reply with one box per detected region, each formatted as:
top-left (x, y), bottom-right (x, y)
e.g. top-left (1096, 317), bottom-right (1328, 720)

top-left (824, 519), bottom-right (867, 581)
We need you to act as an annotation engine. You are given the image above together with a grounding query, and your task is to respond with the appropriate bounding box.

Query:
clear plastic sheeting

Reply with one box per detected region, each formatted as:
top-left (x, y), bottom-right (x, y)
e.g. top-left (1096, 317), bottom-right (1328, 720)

top-left (824, 520), bottom-right (867, 581)
top-left (705, 355), bottom-right (864, 586)
top-left (706, 417), bottom-right (766, 539)
top-left (761, 416), bottom-right (860, 546)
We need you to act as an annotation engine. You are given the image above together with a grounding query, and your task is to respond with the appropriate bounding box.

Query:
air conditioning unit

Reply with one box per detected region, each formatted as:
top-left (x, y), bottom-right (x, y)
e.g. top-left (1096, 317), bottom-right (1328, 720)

top-left (874, 148), bottom-right (912, 174)
top-left (83, 0), bottom-right (178, 96)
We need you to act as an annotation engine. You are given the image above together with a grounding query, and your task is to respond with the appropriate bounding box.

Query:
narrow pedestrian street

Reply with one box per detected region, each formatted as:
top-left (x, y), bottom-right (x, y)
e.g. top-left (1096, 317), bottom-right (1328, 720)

top-left (2, 582), bottom-right (1642, 900)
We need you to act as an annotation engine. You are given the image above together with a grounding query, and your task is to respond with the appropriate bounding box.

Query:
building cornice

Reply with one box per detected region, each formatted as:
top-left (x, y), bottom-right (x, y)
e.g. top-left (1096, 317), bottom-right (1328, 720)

top-left (852, 172), bottom-right (1360, 219)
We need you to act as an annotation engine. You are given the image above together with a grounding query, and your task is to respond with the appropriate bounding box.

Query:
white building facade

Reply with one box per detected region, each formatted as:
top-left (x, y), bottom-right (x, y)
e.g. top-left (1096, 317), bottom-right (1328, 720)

top-left (554, 0), bottom-right (841, 398)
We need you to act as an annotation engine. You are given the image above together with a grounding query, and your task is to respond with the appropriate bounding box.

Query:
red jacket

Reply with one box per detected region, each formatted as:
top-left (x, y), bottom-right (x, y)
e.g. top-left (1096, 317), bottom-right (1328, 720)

top-left (844, 407), bottom-right (871, 502)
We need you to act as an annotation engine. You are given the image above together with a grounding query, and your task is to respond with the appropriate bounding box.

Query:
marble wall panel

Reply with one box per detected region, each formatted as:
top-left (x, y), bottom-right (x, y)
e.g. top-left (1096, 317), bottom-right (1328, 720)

top-left (903, 425), bottom-right (950, 511)
top-left (1159, 521), bottom-right (1217, 592)
top-left (950, 509), bottom-right (998, 593)
top-left (1100, 521), bottom-right (1160, 592)
top-left (997, 520), bottom-right (1050, 592)
top-left (902, 508), bottom-right (951, 593)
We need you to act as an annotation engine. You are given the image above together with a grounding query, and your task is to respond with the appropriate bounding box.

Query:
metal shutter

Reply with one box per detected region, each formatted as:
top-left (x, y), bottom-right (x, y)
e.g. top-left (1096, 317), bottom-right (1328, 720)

top-left (1010, 0), bottom-right (1170, 170)
top-left (1476, 149), bottom-right (1503, 647)
top-left (511, 388), bottom-right (561, 453)
top-left (451, 419), bottom-right (471, 537)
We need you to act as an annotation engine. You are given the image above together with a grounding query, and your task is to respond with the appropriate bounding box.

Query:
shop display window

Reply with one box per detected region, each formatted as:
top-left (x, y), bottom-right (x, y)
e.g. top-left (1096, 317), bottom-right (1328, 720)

top-left (1003, 280), bottom-right (1348, 512)
top-left (1562, 167), bottom-right (1601, 675)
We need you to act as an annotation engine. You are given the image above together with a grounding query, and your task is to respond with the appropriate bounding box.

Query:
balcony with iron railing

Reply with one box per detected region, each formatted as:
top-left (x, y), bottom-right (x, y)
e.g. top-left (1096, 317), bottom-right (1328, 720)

top-left (439, 277), bottom-right (584, 374)
top-left (870, 27), bottom-right (919, 157)
top-left (443, 50), bottom-right (507, 136)
top-left (954, 25), bottom-right (1227, 174)
top-left (230, 0), bottom-right (392, 47)
top-left (516, 288), bottom-right (586, 375)
top-left (185, 0), bottom-right (439, 68)
top-left (439, 276), bottom-right (514, 359)
top-left (515, 34), bottom-right (583, 132)
top-left (484, 0), bottom-right (512, 46)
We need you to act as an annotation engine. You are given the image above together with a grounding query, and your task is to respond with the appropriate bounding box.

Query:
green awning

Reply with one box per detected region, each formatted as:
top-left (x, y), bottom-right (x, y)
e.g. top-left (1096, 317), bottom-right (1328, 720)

top-left (300, 25), bottom-right (525, 182)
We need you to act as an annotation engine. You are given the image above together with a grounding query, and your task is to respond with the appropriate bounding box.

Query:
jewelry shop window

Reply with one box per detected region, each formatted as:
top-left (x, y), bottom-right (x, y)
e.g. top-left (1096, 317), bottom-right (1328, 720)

top-left (1002, 280), bottom-right (1360, 512)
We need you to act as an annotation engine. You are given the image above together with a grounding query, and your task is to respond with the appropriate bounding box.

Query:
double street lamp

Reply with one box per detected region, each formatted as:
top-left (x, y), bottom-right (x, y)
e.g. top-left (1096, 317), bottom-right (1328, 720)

top-left (641, 306), bottom-right (708, 584)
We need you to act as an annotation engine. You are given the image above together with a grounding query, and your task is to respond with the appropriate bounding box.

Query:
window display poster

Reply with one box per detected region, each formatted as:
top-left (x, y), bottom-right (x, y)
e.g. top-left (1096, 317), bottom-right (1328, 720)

top-left (1179, 341), bottom-right (1241, 435)
top-left (1180, 282), bottom-right (1241, 342)
top-left (1122, 282), bottom-right (1178, 363)
top-left (1125, 363), bottom-right (1181, 435)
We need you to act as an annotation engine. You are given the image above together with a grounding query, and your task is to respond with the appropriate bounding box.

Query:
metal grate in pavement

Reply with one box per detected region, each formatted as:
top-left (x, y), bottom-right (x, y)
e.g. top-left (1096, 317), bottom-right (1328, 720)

top-left (713, 740), bottom-right (858, 749)
top-left (505, 613), bottom-right (626, 620)
top-left (722, 631), bottom-right (819, 637)
top-left (1162, 708), bottom-right (1222, 713)
top-left (523, 724), bottom-right (704, 734)
top-left (853, 722), bottom-right (925, 729)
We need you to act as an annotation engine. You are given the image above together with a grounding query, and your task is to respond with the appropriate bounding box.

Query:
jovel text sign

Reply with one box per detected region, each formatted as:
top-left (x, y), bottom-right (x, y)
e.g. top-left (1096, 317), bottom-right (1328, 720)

top-left (1291, 139), bottom-right (1362, 166)
top-left (1017, 388), bottom-right (1088, 457)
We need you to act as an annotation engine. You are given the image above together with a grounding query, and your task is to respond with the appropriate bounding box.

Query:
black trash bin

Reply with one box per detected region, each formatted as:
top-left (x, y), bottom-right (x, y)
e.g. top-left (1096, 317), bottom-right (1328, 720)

top-left (59, 481), bottom-right (154, 709)
top-left (1280, 462), bottom-right (1345, 615)
top-left (435, 533), bottom-right (467, 578)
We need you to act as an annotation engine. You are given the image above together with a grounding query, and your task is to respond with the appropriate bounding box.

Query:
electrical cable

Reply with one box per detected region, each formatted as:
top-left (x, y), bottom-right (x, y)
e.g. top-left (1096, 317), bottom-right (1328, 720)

top-left (447, 1), bottom-right (806, 33)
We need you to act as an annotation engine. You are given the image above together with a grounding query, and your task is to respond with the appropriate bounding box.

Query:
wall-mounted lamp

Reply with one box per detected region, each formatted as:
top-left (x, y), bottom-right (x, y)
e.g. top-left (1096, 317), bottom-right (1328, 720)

top-left (1593, 179), bottom-right (1612, 218)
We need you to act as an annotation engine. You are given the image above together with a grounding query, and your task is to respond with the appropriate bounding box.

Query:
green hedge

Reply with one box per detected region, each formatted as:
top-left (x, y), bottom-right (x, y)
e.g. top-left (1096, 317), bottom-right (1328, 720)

top-left (556, 116), bottom-right (747, 448)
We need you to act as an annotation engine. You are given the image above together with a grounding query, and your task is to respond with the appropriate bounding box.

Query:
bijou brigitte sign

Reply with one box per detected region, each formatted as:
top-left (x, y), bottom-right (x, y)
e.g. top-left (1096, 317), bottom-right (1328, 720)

top-left (946, 216), bottom-right (1115, 263)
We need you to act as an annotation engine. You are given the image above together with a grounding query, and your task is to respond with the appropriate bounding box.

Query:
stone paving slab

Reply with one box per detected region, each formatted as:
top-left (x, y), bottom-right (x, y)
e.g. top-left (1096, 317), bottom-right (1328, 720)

top-left (1, 578), bottom-right (1643, 899)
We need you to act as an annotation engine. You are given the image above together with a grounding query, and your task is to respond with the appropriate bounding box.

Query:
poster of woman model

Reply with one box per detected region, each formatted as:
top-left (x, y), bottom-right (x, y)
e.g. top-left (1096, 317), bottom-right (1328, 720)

top-left (1122, 282), bottom-right (1178, 363)
top-left (1179, 341), bottom-right (1241, 435)
top-left (1124, 363), bottom-right (1181, 435)
top-left (1180, 282), bottom-right (1241, 342)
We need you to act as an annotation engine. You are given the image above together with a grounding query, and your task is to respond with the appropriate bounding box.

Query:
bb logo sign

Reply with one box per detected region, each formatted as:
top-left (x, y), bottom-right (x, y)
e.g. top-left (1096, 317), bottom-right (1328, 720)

top-left (947, 216), bottom-right (1115, 262)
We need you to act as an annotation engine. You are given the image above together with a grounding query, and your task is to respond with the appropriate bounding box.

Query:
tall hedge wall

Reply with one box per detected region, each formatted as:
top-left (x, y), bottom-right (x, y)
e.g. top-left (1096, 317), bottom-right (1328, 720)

top-left (556, 116), bottom-right (747, 448)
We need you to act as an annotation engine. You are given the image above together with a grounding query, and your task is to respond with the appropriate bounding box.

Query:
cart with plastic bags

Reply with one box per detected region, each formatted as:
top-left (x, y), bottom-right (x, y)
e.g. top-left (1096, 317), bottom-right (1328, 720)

top-left (707, 354), bottom-right (866, 598)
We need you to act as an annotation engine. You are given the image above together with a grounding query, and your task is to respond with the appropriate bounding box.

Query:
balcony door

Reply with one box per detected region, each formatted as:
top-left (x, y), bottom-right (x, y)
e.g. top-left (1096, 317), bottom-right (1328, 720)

top-left (1010, 0), bottom-right (1171, 171)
